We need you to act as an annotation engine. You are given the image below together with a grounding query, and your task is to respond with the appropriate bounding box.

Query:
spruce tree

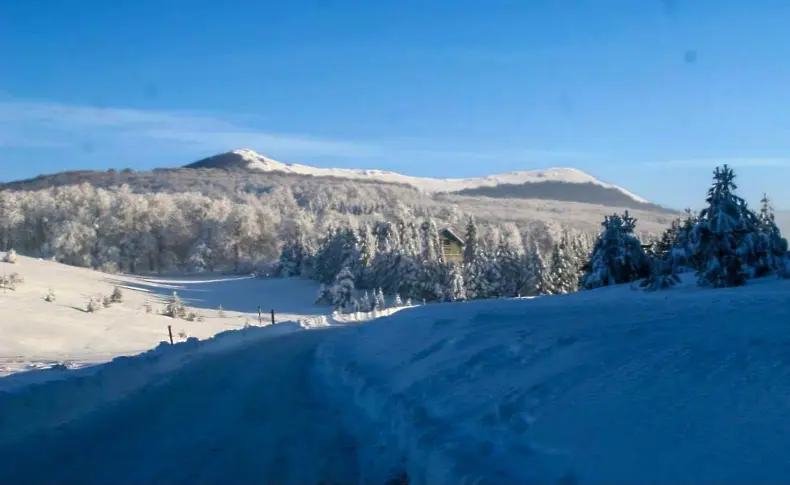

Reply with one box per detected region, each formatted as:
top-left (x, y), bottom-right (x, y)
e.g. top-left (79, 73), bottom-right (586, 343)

top-left (463, 217), bottom-right (479, 265)
top-left (445, 263), bottom-right (467, 301)
top-left (693, 165), bottom-right (756, 288)
top-left (754, 194), bottom-right (789, 277)
top-left (495, 236), bottom-right (522, 298)
top-left (580, 211), bottom-right (650, 289)
top-left (331, 267), bottom-right (356, 312)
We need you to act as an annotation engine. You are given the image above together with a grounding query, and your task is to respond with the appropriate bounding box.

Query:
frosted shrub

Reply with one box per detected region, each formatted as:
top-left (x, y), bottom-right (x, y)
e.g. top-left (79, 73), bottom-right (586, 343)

top-left (102, 295), bottom-right (112, 308)
top-left (164, 291), bottom-right (187, 319)
top-left (185, 311), bottom-right (199, 322)
top-left (218, 305), bottom-right (226, 318)
top-left (44, 288), bottom-right (56, 302)
top-left (144, 302), bottom-right (153, 314)
top-left (0, 272), bottom-right (23, 290)
top-left (86, 297), bottom-right (102, 313)
top-left (177, 329), bottom-right (188, 339)
top-left (110, 286), bottom-right (124, 303)
top-left (3, 249), bottom-right (18, 264)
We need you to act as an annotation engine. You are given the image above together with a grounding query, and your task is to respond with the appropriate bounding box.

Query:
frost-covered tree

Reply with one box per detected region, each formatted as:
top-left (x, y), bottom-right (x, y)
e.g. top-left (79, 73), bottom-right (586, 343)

top-left (693, 165), bottom-right (758, 288)
top-left (357, 223), bottom-right (377, 285)
top-left (315, 283), bottom-right (332, 305)
top-left (522, 242), bottom-right (552, 296)
top-left (420, 218), bottom-right (443, 264)
top-left (331, 267), bottom-right (356, 312)
top-left (164, 291), bottom-right (187, 319)
top-left (463, 217), bottom-right (479, 265)
top-left (581, 211), bottom-right (650, 289)
top-left (445, 263), bottom-right (466, 301)
top-left (495, 236), bottom-right (522, 298)
top-left (374, 287), bottom-right (386, 310)
top-left (753, 194), bottom-right (788, 277)
top-left (548, 239), bottom-right (576, 294)
top-left (358, 291), bottom-right (373, 312)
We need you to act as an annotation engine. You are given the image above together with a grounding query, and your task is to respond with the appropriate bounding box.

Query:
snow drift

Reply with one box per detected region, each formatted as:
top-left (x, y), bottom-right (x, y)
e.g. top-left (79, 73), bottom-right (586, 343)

top-left (0, 322), bottom-right (301, 444)
top-left (315, 275), bottom-right (790, 484)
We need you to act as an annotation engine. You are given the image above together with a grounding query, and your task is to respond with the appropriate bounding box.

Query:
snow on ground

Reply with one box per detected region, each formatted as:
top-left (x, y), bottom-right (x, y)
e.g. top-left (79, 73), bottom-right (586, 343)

top-left (315, 275), bottom-right (790, 484)
top-left (0, 253), bottom-right (325, 376)
top-left (4, 266), bottom-right (790, 484)
top-left (0, 326), bottom-right (359, 485)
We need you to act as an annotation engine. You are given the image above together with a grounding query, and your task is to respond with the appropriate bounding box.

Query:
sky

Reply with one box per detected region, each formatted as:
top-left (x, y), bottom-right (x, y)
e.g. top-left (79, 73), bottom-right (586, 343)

top-left (2, 0), bottom-right (790, 210)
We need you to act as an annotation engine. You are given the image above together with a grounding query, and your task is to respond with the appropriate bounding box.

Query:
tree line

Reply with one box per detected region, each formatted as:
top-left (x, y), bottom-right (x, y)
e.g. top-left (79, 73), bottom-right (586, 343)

top-left (299, 164), bottom-right (789, 313)
top-left (279, 216), bottom-right (595, 312)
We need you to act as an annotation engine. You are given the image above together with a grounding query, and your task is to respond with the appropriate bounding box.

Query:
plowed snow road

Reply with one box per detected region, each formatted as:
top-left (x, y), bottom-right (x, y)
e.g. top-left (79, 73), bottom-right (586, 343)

top-left (0, 329), bottom-right (358, 485)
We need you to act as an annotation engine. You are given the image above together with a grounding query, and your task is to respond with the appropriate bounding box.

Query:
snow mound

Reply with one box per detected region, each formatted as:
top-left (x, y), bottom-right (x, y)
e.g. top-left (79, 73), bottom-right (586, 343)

top-left (0, 322), bottom-right (302, 444)
top-left (316, 276), bottom-right (790, 484)
top-left (225, 149), bottom-right (648, 203)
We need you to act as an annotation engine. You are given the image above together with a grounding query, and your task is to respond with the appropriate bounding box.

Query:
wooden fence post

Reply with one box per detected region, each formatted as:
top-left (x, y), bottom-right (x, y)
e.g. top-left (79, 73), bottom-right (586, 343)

top-left (271, 309), bottom-right (275, 325)
top-left (168, 325), bottom-right (174, 345)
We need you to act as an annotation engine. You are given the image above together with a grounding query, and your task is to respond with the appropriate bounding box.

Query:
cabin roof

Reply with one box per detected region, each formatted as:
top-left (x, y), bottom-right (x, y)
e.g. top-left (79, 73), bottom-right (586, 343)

top-left (440, 228), bottom-right (466, 246)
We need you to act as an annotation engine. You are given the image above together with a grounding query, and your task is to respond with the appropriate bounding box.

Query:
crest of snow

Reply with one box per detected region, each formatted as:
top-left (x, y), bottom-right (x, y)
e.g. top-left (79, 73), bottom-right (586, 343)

top-left (231, 149), bottom-right (649, 203)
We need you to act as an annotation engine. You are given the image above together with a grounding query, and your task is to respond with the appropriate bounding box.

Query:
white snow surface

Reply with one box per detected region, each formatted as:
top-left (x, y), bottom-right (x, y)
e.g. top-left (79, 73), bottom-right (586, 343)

top-left (0, 253), bottom-right (327, 377)
top-left (232, 148), bottom-right (650, 203)
top-left (3, 264), bottom-right (790, 484)
top-left (316, 275), bottom-right (790, 484)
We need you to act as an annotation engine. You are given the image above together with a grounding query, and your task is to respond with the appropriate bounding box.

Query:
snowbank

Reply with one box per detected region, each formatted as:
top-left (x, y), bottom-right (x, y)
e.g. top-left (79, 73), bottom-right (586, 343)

top-left (315, 277), bottom-right (790, 484)
top-left (0, 322), bottom-right (301, 444)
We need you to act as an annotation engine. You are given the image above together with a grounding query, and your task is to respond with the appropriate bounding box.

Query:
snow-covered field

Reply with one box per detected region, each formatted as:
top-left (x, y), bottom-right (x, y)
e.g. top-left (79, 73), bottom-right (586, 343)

top-left (316, 275), bottom-right (790, 484)
top-left (0, 253), bottom-right (325, 377)
top-left (3, 258), bottom-right (790, 484)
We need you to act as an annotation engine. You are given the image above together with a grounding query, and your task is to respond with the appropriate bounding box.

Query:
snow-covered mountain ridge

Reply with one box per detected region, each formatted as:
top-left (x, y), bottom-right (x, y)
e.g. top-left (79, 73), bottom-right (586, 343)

top-left (187, 148), bottom-right (649, 204)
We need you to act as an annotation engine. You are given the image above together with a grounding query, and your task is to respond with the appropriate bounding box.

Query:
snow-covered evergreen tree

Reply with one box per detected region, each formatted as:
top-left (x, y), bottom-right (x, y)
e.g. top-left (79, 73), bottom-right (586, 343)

top-left (357, 223), bottom-right (377, 285)
top-left (445, 263), bottom-right (466, 301)
top-left (420, 218), bottom-right (443, 264)
top-left (522, 242), bottom-right (552, 296)
top-left (463, 217), bottom-right (479, 265)
top-left (330, 267), bottom-right (356, 312)
top-left (315, 283), bottom-right (332, 305)
top-left (581, 211), bottom-right (650, 289)
top-left (548, 239), bottom-right (576, 294)
top-left (374, 287), bottom-right (386, 309)
top-left (495, 236), bottom-right (522, 298)
top-left (278, 237), bottom-right (307, 277)
top-left (753, 194), bottom-right (788, 277)
top-left (358, 291), bottom-right (373, 312)
top-left (693, 165), bottom-right (757, 288)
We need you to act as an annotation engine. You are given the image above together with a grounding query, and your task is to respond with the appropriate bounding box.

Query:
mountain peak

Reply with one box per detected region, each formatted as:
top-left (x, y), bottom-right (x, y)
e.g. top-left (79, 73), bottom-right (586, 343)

top-left (184, 149), bottom-right (649, 205)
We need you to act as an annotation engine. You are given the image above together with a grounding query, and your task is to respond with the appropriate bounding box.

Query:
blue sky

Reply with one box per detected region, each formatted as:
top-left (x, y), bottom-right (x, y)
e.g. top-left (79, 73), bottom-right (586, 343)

top-left (2, 0), bottom-right (790, 210)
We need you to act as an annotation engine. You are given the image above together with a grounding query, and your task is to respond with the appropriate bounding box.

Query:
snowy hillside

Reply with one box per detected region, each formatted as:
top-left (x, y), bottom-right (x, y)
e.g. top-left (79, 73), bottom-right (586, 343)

top-left (3, 271), bottom-right (790, 483)
top-left (187, 148), bottom-right (649, 204)
top-left (0, 252), bottom-right (325, 377)
top-left (316, 275), bottom-right (790, 484)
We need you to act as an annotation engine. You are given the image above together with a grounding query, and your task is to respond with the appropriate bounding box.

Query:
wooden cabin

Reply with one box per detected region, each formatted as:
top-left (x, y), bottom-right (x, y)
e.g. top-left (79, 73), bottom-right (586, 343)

top-left (440, 228), bottom-right (465, 265)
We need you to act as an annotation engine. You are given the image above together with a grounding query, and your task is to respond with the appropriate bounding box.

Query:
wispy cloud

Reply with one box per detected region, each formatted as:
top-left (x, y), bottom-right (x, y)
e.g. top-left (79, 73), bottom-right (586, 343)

top-left (645, 157), bottom-right (790, 169)
top-left (0, 98), bottom-right (592, 169)
top-left (0, 99), bottom-right (379, 158)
